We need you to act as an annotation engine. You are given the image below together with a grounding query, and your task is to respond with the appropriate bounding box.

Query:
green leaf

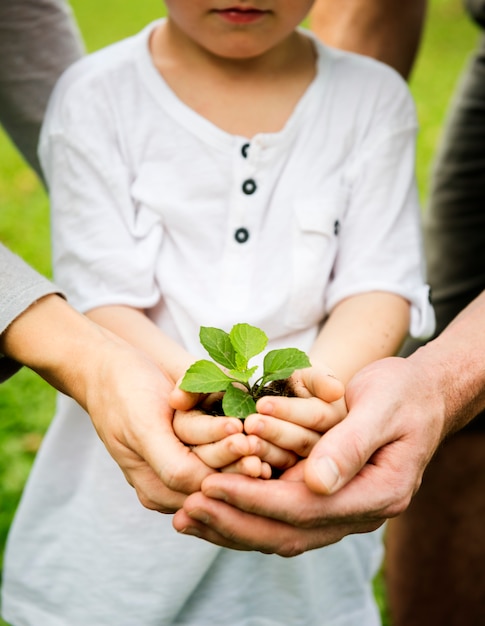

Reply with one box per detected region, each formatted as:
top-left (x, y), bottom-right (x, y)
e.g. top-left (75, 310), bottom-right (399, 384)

top-left (235, 352), bottom-right (249, 371)
top-left (222, 384), bottom-right (257, 420)
top-left (227, 365), bottom-right (258, 384)
top-left (199, 326), bottom-right (238, 369)
top-left (230, 323), bottom-right (268, 365)
top-left (179, 360), bottom-right (233, 393)
top-left (262, 348), bottom-right (311, 383)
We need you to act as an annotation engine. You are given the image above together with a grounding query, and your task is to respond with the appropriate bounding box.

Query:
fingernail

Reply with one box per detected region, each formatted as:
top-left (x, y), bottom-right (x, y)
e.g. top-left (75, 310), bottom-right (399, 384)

top-left (249, 419), bottom-right (264, 436)
top-left (203, 486), bottom-right (227, 502)
top-left (224, 421), bottom-right (240, 435)
top-left (257, 399), bottom-right (274, 414)
top-left (313, 456), bottom-right (340, 493)
top-left (179, 526), bottom-right (201, 538)
top-left (188, 509), bottom-right (211, 524)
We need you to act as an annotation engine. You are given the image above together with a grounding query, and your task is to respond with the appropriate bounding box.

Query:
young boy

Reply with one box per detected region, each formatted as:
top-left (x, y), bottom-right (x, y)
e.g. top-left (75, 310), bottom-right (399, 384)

top-left (2, 2), bottom-right (434, 624)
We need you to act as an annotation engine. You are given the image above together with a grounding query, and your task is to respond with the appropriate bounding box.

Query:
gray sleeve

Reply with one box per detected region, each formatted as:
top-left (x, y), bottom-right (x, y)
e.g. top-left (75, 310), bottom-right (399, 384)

top-left (0, 0), bottom-right (83, 380)
top-left (0, 0), bottom-right (84, 177)
top-left (0, 245), bottom-right (65, 382)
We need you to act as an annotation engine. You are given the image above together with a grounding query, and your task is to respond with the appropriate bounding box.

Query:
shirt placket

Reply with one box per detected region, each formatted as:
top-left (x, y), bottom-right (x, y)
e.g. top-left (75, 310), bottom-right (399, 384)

top-left (219, 138), bottom-right (265, 312)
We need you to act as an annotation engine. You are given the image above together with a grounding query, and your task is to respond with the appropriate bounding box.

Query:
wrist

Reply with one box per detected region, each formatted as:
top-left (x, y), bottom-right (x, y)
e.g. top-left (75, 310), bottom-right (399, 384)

top-left (0, 294), bottom-right (116, 405)
top-left (408, 329), bottom-right (485, 437)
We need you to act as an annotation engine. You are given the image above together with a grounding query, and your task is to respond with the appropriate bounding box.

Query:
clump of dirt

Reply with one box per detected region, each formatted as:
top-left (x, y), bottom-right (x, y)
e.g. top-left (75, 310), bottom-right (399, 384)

top-left (256, 378), bottom-right (296, 399)
top-left (205, 379), bottom-right (296, 417)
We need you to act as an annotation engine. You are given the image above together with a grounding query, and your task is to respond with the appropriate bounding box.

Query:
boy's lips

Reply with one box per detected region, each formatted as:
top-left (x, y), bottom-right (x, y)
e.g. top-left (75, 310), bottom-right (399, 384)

top-left (213, 6), bottom-right (269, 25)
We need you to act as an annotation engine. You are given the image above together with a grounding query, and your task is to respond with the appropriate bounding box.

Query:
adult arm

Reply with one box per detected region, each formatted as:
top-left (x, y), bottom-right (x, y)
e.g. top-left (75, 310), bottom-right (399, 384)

top-left (309, 0), bottom-right (428, 79)
top-left (0, 247), bottom-right (62, 380)
top-left (0, 293), bottom-right (213, 512)
top-left (173, 292), bottom-right (485, 554)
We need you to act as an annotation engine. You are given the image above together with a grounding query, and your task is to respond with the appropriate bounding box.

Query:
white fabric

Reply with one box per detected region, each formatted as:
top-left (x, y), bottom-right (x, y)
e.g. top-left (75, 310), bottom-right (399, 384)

top-left (3, 21), bottom-right (434, 626)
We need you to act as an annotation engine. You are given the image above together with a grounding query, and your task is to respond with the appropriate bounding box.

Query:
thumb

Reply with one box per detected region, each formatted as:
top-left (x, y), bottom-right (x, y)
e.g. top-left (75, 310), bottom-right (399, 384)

top-left (169, 377), bottom-right (203, 411)
top-left (296, 367), bottom-right (345, 402)
top-left (304, 417), bottom-right (374, 495)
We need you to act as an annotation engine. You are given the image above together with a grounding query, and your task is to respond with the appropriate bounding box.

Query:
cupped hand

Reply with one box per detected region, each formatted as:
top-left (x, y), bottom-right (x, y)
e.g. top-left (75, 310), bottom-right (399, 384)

top-left (83, 336), bottom-right (216, 513)
top-left (172, 357), bottom-right (445, 553)
top-left (173, 407), bottom-right (275, 477)
top-left (245, 366), bottom-right (347, 458)
top-left (170, 379), bottom-right (302, 476)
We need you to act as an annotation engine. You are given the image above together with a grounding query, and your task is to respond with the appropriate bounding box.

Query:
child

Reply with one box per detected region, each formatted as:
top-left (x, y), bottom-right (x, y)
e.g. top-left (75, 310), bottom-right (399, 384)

top-left (2, 1), bottom-right (435, 625)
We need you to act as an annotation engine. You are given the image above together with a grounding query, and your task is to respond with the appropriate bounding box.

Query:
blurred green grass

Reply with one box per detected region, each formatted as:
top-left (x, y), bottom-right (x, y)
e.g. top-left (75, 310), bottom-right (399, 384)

top-left (0, 1), bottom-right (480, 624)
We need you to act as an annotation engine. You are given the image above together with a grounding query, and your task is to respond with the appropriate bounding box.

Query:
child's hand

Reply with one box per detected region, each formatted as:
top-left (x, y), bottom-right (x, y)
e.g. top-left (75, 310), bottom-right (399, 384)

top-left (170, 387), bottom-right (299, 478)
top-left (170, 385), bottom-right (268, 476)
top-left (172, 406), bottom-right (287, 479)
top-left (246, 367), bottom-right (347, 460)
top-left (170, 368), bottom-right (346, 474)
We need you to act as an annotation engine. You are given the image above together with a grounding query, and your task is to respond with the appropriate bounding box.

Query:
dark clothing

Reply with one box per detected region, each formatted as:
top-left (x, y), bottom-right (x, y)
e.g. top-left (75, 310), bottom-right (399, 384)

top-left (403, 25), bottom-right (485, 432)
top-left (387, 7), bottom-right (485, 625)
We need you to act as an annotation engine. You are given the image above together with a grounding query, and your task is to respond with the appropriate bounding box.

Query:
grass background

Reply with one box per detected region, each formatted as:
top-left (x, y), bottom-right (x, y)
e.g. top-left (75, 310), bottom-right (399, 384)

top-left (0, 1), bottom-right (481, 624)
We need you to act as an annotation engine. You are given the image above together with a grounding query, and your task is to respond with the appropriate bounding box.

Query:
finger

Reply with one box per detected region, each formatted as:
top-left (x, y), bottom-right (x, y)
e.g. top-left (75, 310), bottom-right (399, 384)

top-left (246, 434), bottom-right (299, 469)
top-left (173, 505), bottom-right (251, 551)
top-left (125, 461), bottom-right (188, 513)
top-left (221, 456), bottom-right (272, 479)
top-left (173, 409), bottom-right (243, 445)
top-left (304, 421), bottom-right (423, 520)
top-left (124, 411), bottom-right (215, 498)
top-left (116, 428), bottom-right (208, 513)
top-left (244, 415), bottom-right (320, 458)
top-left (292, 368), bottom-right (345, 402)
top-left (190, 433), bottom-right (254, 469)
top-left (169, 385), bottom-right (203, 411)
top-left (303, 411), bottom-right (390, 495)
top-left (254, 395), bottom-right (346, 432)
top-left (173, 490), bottom-right (382, 556)
top-left (201, 467), bottom-right (406, 525)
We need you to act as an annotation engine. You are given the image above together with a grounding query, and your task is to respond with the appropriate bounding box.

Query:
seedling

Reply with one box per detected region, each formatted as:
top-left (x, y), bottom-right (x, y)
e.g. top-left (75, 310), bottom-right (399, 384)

top-left (180, 323), bottom-right (311, 419)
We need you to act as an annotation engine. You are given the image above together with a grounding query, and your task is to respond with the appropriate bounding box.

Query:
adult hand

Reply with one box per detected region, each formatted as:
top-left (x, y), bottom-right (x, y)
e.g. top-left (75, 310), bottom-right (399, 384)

top-left (1, 295), bottom-right (214, 513)
top-left (173, 356), bottom-right (445, 554)
top-left (82, 336), bottom-right (215, 513)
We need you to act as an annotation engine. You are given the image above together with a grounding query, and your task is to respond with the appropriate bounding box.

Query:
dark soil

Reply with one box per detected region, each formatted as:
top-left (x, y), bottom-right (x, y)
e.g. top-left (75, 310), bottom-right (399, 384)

top-left (206, 378), bottom-right (296, 416)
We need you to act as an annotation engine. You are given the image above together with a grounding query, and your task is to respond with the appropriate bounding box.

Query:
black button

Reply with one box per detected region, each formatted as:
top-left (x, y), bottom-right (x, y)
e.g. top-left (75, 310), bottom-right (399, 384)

top-left (241, 143), bottom-right (250, 158)
top-left (334, 220), bottom-right (340, 236)
top-left (235, 228), bottom-right (250, 243)
top-left (242, 179), bottom-right (257, 195)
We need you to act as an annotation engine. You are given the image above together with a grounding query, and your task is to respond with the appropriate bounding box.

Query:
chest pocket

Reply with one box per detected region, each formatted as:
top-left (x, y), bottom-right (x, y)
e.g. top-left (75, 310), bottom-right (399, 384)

top-left (286, 195), bottom-right (342, 330)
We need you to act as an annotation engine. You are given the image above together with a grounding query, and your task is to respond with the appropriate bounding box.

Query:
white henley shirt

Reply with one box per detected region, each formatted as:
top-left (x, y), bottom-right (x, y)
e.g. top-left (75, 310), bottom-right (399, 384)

top-left (2, 21), bottom-right (434, 626)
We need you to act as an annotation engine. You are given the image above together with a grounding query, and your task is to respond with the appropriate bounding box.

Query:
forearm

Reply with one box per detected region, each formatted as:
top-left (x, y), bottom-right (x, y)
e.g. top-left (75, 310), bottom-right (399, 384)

top-left (309, 0), bottom-right (427, 79)
top-left (0, 294), bottom-right (125, 404)
top-left (408, 291), bottom-right (485, 435)
top-left (86, 305), bottom-right (194, 385)
top-left (1, 292), bottom-right (213, 509)
top-left (0, 245), bottom-right (62, 380)
top-left (310, 292), bottom-right (410, 383)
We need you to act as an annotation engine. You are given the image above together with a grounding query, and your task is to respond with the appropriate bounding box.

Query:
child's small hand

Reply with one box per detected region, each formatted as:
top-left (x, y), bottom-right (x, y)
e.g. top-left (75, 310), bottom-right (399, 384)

top-left (171, 384), bottom-right (270, 477)
top-left (246, 366), bottom-right (347, 460)
top-left (172, 407), bottom-right (283, 478)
